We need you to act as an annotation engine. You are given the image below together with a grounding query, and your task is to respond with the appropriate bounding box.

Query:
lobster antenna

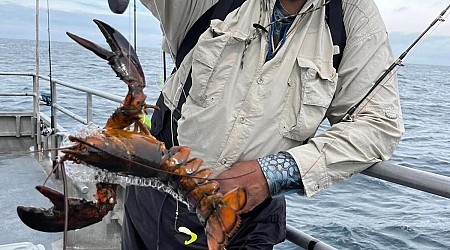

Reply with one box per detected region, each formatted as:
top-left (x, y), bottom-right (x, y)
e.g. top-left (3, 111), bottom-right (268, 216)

top-left (45, 0), bottom-right (56, 136)
top-left (68, 136), bottom-right (255, 181)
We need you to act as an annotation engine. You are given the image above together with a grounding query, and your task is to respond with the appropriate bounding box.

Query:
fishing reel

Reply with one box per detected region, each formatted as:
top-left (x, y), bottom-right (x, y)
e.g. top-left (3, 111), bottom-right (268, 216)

top-left (40, 120), bottom-right (54, 137)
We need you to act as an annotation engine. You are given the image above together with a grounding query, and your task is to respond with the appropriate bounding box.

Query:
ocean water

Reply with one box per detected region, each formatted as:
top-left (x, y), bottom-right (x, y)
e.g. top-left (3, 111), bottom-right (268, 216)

top-left (1, 37), bottom-right (449, 249)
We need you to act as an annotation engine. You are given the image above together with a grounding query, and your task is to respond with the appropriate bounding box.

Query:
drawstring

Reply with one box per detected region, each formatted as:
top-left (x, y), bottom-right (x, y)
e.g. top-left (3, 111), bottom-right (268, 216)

top-left (240, 0), bottom-right (269, 69)
top-left (240, 0), bottom-right (330, 68)
top-left (156, 193), bottom-right (169, 250)
top-left (174, 199), bottom-right (180, 231)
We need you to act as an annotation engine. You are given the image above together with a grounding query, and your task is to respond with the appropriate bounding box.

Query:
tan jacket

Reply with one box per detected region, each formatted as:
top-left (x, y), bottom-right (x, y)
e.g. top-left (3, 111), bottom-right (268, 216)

top-left (142, 0), bottom-right (404, 197)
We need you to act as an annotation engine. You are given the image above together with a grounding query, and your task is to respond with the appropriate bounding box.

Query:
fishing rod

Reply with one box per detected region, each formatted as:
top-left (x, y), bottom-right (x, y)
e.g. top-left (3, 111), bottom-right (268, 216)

top-left (45, 0), bottom-right (57, 137)
top-left (340, 4), bottom-right (450, 122)
top-left (134, 0), bottom-right (137, 50)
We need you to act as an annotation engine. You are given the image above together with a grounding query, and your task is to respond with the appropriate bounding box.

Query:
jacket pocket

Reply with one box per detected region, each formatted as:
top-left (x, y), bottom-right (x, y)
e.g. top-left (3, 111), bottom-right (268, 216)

top-left (189, 24), bottom-right (242, 108)
top-left (279, 58), bottom-right (337, 142)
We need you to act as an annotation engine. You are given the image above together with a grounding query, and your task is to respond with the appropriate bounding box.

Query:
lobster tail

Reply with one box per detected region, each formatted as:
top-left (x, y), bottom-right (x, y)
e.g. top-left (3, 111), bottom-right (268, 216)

top-left (166, 153), bottom-right (247, 250)
top-left (205, 187), bottom-right (247, 249)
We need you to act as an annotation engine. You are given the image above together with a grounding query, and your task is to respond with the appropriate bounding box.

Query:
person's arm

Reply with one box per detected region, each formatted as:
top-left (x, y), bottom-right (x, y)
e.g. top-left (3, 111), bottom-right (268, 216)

top-left (139, 0), bottom-right (218, 58)
top-left (217, 0), bottom-right (404, 211)
top-left (288, 0), bottom-right (404, 196)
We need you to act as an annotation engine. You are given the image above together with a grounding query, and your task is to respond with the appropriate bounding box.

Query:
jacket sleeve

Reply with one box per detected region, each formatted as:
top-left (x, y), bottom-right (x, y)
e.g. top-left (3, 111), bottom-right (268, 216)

top-left (287, 0), bottom-right (404, 197)
top-left (139, 0), bottom-right (218, 58)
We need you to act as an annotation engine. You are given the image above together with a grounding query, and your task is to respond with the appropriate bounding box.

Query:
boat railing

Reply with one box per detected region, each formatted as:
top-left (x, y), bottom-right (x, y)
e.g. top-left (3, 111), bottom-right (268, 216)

top-left (0, 72), bottom-right (42, 153)
top-left (1, 71), bottom-right (450, 250)
top-left (37, 74), bottom-right (124, 125)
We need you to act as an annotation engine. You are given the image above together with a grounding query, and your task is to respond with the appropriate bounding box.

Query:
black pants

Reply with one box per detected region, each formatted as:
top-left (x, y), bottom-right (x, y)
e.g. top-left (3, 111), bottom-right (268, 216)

top-left (121, 186), bottom-right (286, 250)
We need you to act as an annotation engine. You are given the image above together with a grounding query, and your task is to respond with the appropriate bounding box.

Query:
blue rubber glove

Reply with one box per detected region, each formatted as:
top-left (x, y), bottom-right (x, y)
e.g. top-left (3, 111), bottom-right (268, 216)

top-left (258, 151), bottom-right (304, 197)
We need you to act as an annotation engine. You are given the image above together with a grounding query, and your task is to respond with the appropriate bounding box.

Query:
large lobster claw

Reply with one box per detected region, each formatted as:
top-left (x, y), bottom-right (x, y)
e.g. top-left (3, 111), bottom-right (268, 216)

top-left (67, 19), bottom-right (153, 130)
top-left (17, 184), bottom-right (116, 232)
top-left (66, 19), bottom-right (145, 88)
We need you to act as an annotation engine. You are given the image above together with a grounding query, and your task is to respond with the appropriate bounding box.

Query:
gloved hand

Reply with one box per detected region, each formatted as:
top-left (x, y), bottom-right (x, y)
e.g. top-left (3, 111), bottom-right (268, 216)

top-left (215, 160), bottom-right (270, 213)
top-left (108, 0), bottom-right (130, 14)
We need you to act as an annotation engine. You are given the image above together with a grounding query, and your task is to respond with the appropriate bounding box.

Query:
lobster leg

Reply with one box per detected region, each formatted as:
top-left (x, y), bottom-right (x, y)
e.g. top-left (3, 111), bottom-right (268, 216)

top-left (17, 183), bottom-right (116, 232)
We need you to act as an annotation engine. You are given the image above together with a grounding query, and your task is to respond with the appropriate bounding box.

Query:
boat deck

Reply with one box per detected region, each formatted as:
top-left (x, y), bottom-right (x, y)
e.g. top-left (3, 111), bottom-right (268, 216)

top-left (0, 152), bottom-right (61, 249)
top-left (0, 147), bottom-right (123, 250)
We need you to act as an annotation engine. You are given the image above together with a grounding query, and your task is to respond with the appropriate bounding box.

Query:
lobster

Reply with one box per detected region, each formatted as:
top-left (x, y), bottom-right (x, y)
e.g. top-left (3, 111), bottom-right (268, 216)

top-left (16, 19), bottom-right (247, 250)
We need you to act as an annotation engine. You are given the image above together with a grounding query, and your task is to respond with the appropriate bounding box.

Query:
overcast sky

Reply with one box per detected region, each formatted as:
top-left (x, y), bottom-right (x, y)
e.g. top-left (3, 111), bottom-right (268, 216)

top-left (1, 0), bottom-right (449, 65)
